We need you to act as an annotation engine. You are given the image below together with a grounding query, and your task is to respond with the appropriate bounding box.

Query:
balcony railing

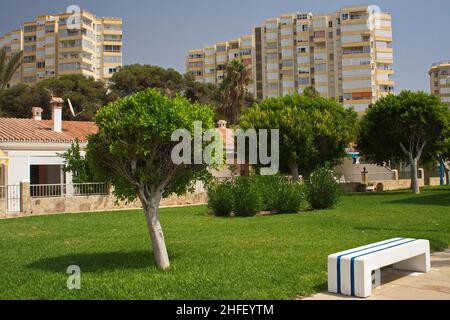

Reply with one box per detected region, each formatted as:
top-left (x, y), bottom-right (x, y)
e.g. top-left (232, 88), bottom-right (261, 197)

top-left (30, 183), bottom-right (108, 198)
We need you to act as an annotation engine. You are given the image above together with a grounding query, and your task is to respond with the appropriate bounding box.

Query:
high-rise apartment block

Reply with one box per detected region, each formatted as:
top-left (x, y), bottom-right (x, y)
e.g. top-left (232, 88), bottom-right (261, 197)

top-left (429, 61), bottom-right (450, 106)
top-left (0, 9), bottom-right (122, 87)
top-left (187, 5), bottom-right (394, 113)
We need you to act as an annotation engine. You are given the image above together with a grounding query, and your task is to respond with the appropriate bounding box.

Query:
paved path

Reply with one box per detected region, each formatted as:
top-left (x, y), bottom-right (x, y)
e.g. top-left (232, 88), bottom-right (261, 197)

top-left (304, 249), bottom-right (450, 300)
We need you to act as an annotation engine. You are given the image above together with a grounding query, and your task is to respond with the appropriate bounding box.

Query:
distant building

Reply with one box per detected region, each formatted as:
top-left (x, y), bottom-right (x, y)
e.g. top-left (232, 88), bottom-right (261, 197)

top-left (429, 61), bottom-right (450, 106)
top-left (187, 5), bottom-right (394, 114)
top-left (0, 9), bottom-right (122, 87)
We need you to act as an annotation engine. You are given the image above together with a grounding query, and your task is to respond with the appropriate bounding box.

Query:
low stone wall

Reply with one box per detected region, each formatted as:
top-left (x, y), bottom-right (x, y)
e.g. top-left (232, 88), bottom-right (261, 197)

top-left (429, 177), bottom-right (448, 186)
top-left (28, 192), bottom-right (208, 216)
top-left (339, 178), bottom-right (426, 193)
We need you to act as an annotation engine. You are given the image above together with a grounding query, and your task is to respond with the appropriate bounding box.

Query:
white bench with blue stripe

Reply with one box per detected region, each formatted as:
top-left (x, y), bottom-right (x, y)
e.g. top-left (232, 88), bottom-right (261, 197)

top-left (328, 238), bottom-right (430, 298)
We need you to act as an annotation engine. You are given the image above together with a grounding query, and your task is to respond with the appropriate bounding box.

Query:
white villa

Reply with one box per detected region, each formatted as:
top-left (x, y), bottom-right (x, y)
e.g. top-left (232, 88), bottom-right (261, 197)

top-left (0, 98), bottom-right (97, 211)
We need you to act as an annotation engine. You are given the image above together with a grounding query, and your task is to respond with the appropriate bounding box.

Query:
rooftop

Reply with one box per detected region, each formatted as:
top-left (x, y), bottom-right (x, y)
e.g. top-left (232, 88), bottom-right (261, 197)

top-left (0, 118), bottom-right (97, 143)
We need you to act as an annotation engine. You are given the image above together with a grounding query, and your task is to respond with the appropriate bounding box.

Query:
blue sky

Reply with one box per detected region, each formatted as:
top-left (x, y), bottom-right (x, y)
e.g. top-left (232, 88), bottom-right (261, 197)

top-left (1, 0), bottom-right (449, 92)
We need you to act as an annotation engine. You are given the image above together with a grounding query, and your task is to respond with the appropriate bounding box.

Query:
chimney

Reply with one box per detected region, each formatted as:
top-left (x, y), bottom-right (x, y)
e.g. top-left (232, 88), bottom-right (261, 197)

top-left (50, 97), bottom-right (64, 133)
top-left (31, 107), bottom-right (43, 121)
top-left (217, 120), bottom-right (227, 128)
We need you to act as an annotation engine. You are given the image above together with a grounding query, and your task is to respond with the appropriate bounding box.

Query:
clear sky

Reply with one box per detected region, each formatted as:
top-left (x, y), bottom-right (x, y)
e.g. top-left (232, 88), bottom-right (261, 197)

top-left (1, 0), bottom-right (449, 92)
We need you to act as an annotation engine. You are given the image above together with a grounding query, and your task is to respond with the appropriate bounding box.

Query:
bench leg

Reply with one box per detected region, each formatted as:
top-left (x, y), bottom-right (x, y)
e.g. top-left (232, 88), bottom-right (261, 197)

top-left (328, 258), bottom-right (338, 294)
top-left (393, 252), bottom-right (430, 273)
top-left (355, 261), bottom-right (373, 298)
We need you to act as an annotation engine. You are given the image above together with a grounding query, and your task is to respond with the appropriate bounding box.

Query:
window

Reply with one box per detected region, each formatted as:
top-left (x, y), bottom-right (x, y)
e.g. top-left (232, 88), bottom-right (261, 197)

top-left (298, 78), bottom-right (310, 85)
top-left (266, 53), bottom-right (278, 60)
top-left (313, 31), bottom-right (325, 38)
top-left (103, 45), bottom-right (121, 53)
top-left (24, 76), bottom-right (36, 83)
top-left (282, 60), bottom-right (293, 67)
top-left (241, 49), bottom-right (251, 56)
top-left (328, 21), bottom-right (333, 28)
top-left (24, 66), bottom-right (36, 73)
top-left (266, 43), bottom-right (277, 50)
top-left (298, 67), bottom-right (309, 74)
top-left (216, 45), bottom-right (226, 52)
top-left (281, 39), bottom-right (293, 47)
top-left (103, 35), bottom-right (123, 42)
top-left (103, 55), bottom-right (122, 64)
top-left (315, 64), bottom-right (326, 71)
top-left (267, 63), bottom-right (278, 70)
top-left (23, 56), bottom-right (36, 63)
top-left (45, 58), bottom-right (55, 66)
top-left (24, 25), bottom-right (36, 33)
top-left (266, 32), bottom-right (278, 41)
top-left (342, 13), bottom-right (349, 20)
top-left (45, 25), bottom-right (55, 33)
top-left (45, 47), bottom-right (55, 55)
top-left (24, 45), bottom-right (36, 52)
top-left (24, 36), bottom-right (37, 43)
top-left (188, 61), bottom-right (203, 68)
top-left (103, 24), bottom-right (121, 31)
top-left (60, 40), bottom-right (82, 48)
top-left (36, 61), bottom-right (45, 69)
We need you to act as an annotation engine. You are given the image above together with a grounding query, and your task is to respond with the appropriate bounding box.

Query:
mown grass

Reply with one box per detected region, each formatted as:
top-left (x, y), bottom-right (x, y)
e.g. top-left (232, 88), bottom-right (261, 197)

top-left (0, 187), bottom-right (449, 300)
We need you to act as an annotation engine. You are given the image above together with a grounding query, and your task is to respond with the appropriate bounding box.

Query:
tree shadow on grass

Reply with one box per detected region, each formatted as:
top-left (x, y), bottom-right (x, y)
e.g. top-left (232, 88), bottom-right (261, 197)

top-left (384, 192), bottom-right (450, 207)
top-left (26, 250), bottom-right (158, 273)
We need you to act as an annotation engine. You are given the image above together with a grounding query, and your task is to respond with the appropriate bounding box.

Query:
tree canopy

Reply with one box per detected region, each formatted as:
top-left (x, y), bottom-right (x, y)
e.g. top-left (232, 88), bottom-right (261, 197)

top-left (240, 93), bottom-right (357, 180)
top-left (0, 74), bottom-right (111, 120)
top-left (357, 90), bottom-right (450, 193)
top-left (86, 88), bottom-right (215, 269)
top-left (218, 59), bottom-right (254, 125)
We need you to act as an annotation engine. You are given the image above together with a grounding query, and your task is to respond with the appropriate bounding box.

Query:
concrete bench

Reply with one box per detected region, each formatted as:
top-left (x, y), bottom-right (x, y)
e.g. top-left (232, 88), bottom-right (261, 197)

top-left (328, 238), bottom-right (430, 298)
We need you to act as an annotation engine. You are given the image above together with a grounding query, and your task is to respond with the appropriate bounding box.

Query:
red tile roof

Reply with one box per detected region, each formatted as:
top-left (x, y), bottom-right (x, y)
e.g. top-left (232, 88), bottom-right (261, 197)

top-left (0, 118), bottom-right (98, 143)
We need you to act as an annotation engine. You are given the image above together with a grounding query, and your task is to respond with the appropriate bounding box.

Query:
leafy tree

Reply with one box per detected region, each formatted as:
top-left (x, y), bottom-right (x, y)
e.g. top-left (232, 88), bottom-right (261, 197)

top-left (240, 93), bottom-right (357, 181)
top-left (0, 75), bottom-right (111, 120)
top-left (183, 72), bottom-right (219, 106)
top-left (357, 91), bottom-right (450, 194)
top-left (0, 47), bottom-right (23, 90)
top-left (60, 139), bottom-right (94, 183)
top-left (110, 64), bottom-right (185, 98)
top-left (86, 88), bottom-right (215, 269)
top-left (218, 59), bottom-right (253, 125)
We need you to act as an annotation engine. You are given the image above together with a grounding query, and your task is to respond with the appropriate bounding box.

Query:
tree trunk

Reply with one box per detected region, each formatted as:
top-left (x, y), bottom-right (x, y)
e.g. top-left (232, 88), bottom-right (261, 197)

top-left (290, 163), bottom-right (299, 182)
top-left (141, 191), bottom-right (170, 269)
top-left (445, 165), bottom-right (450, 186)
top-left (410, 157), bottom-right (420, 194)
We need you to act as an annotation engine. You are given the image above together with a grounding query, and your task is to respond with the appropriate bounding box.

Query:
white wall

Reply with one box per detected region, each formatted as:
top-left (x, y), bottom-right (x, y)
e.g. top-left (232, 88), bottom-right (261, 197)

top-left (6, 150), bottom-right (68, 185)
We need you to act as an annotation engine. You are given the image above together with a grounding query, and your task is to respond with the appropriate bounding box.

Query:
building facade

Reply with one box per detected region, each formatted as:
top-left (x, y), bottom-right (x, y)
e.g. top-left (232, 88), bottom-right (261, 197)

top-left (0, 9), bottom-right (122, 87)
top-left (187, 5), bottom-right (394, 113)
top-left (429, 61), bottom-right (450, 106)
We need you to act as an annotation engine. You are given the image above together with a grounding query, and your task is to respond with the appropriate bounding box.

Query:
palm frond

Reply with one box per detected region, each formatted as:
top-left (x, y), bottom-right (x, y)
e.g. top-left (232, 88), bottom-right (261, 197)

top-left (0, 49), bottom-right (23, 90)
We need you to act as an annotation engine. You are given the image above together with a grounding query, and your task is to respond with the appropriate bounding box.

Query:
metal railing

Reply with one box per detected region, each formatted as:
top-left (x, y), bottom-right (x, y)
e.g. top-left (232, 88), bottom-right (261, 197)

top-left (30, 182), bottom-right (108, 198)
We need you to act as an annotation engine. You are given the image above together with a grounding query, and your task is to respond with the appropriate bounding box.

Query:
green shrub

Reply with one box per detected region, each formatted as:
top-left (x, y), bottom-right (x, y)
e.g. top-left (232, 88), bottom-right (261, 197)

top-left (276, 182), bottom-right (308, 214)
top-left (306, 167), bottom-right (341, 210)
top-left (254, 175), bottom-right (308, 213)
top-left (253, 175), bottom-right (283, 211)
top-left (207, 179), bottom-right (234, 217)
top-left (233, 176), bottom-right (262, 217)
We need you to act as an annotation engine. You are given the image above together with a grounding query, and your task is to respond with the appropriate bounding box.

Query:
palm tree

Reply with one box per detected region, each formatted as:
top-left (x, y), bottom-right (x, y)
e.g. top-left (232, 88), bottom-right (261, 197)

top-left (0, 47), bottom-right (23, 90)
top-left (219, 58), bottom-right (252, 125)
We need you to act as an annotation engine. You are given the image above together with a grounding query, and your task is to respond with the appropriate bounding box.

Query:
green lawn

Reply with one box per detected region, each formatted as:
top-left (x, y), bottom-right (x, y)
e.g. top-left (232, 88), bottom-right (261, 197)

top-left (0, 187), bottom-right (449, 300)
